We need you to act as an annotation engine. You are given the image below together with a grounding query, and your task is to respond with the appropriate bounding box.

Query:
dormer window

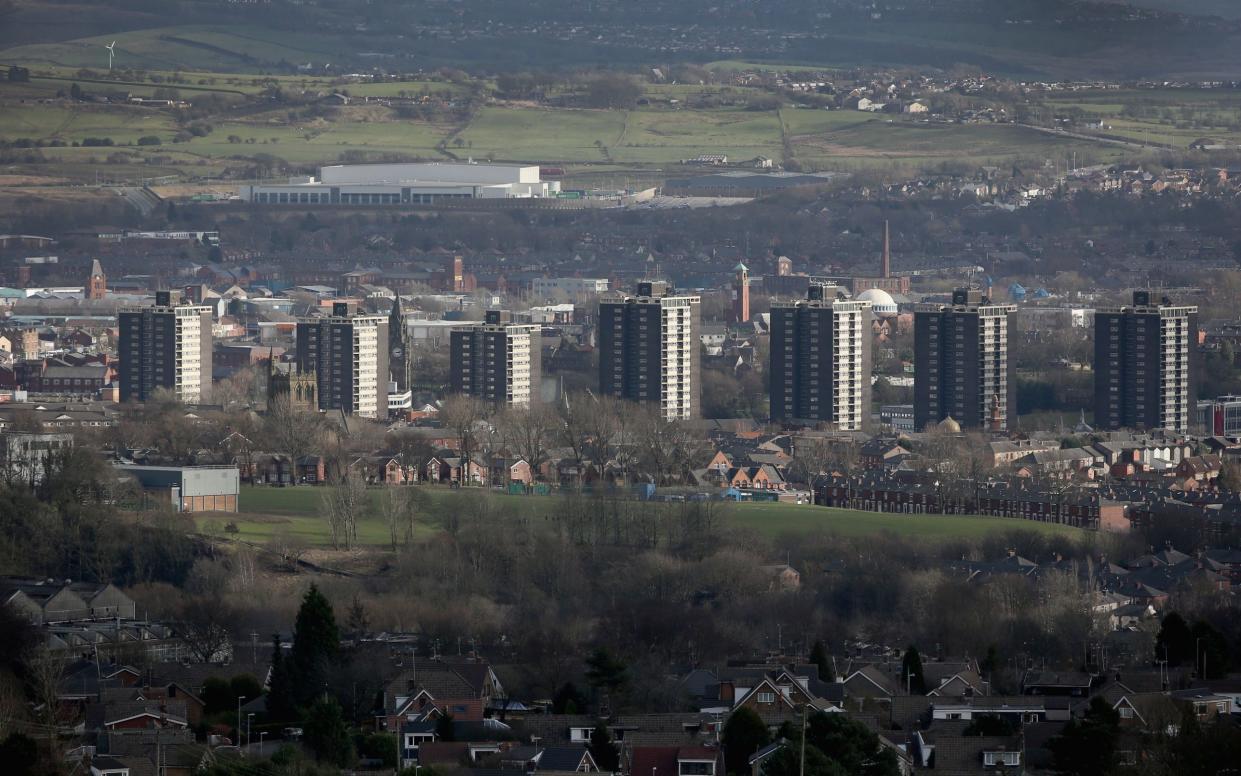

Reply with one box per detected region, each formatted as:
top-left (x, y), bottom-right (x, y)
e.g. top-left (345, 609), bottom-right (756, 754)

top-left (679, 761), bottom-right (714, 776)
top-left (983, 752), bottom-right (1020, 767)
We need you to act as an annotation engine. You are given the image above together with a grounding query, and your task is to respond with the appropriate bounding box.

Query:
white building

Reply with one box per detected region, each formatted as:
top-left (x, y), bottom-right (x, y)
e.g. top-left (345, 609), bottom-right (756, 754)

top-left (239, 162), bottom-right (561, 205)
top-left (530, 277), bottom-right (610, 299)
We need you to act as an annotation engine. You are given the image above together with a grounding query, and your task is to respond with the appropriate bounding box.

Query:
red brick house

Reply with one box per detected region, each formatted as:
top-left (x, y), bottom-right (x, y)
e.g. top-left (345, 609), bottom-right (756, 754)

top-left (377, 659), bottom-right (504, 732)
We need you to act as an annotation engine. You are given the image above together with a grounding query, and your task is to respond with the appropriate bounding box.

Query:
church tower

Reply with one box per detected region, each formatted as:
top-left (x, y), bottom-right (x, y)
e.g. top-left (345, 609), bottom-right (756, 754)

top-left (388, 294), bottom-right (412, 391)
top-left (85, 259), bottom-right (107, 301)
top-left (731, 262), bottom-right (751, 324)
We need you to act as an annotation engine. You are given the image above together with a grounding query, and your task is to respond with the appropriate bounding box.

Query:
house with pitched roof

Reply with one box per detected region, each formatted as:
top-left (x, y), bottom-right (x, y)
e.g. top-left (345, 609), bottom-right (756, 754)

top-left (379, 658), bottom-right (505, 732)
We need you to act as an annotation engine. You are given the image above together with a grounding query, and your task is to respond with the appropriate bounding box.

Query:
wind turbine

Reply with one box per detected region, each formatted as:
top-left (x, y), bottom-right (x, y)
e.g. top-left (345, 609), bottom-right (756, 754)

top-left (105, 41), bottom-right (116, 71)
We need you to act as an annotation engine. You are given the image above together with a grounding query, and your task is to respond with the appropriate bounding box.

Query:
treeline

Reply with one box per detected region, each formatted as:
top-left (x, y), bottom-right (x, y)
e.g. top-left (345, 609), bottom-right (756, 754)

top-left (154, 477), bottom-right (1241, 708)
top-left (0, 447), bottom-right (198, 586)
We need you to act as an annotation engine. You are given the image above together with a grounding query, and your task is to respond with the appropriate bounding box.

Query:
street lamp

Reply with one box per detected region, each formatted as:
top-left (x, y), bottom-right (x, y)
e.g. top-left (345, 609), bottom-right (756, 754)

top-left (236, 696), bottom-right (243, 747)
top-left (247, 712), bottom-right (255, 749)
top-left (259, 731), bottom-right (267, 756)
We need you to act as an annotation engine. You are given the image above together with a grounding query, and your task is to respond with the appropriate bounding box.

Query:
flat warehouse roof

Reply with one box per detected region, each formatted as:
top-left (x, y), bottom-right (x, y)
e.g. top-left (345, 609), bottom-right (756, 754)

top-left (319, 162), bottom-right (540, 185)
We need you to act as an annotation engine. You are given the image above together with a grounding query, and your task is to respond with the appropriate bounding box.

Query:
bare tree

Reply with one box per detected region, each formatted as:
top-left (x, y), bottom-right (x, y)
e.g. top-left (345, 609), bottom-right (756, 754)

top-left (27, 648), bottom-right (66, 733)
top-left (320, 470), bottom-right (368, 549)
top-left (381, 486), bottom-right (428, 550)
top-left (230, 544), bottom-right (258, 593)
top-left (391, 430), bottom-right (435, 482)
top-left (630, 406), bottom-right (705, 485)
top-left (267, 528), bottom-right (307, 571)
top-left (0, 670), bottom-right (26, 738)
top-left (497, 403), bottom-right (555, 482)
top-left (788, 435), bottom-right (859, 484)
top-left (440, 395), bottom-right (489, 486)
top-left (556, 392), bottom-right (591, 487)
top-left (178, 593), bottom-right (237, 663)
top-left (264, 395), bottom-right (329, 485)
top-left (212, 365), bottom-right (260, 411)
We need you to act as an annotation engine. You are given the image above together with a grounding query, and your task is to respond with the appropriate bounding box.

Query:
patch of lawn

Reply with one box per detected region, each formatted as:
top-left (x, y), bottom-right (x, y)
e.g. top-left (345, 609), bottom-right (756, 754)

top-left (230, 486), bottom-right (1080, 548)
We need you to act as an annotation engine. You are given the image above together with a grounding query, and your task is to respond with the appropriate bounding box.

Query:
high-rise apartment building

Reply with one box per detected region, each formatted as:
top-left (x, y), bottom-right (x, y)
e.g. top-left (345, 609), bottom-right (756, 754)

top-left (769, 284), bottom-right (872, 430)
top-left (913, 289), bottom-right (1016, 432)
top-left (598, 281), bottom-right (701, 420)
top-left (295, 302), bottom-right (389, 419)
top-left (119, 290), bottom-right (213, 403)
top-left (449, 310), bottom-right (541, 407)
top-left (1094, 290), bottom-right (1198, 432)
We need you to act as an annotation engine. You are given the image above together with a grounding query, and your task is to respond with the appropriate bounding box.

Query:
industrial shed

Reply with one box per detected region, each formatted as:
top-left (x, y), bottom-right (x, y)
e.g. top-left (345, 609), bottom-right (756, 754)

top-left (116, 464), bottom-right (240, 513)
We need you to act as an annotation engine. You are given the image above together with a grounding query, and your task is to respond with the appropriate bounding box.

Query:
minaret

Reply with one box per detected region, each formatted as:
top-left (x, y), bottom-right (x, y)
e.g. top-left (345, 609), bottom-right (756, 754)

top-left (86, 259), bottom-right (107, 301)
top-left (881, 220), bottom-right (891, 280)
top-left (731, 262), bottom-right (751, 324)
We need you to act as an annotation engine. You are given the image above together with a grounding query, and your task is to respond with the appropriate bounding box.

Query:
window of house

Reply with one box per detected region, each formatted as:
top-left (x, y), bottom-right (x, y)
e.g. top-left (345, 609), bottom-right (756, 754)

top-left (756, 692), bottom-right (776, 704)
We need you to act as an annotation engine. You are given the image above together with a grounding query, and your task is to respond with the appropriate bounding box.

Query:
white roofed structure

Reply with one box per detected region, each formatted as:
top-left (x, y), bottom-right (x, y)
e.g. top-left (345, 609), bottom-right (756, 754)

top-left (239, 162), bottom-right (561, 206)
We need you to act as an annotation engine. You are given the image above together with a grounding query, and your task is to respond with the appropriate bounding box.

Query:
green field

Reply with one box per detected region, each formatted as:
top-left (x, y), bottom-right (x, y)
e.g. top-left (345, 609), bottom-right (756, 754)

top-left (0, 26), bottom-right (350, 71)
top-left (220, 485), bottom-right (1079, 548)
top-left (2, 55), bottom-right (1230, 185)
top-left (1040, 88), bottom-right (1241, 149)
top-left (457, 107), bottom-right (626, 163)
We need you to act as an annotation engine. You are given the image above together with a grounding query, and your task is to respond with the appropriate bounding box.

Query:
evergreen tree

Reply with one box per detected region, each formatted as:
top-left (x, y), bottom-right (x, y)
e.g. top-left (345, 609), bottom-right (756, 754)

top-left (266, 633), bottom-right (296, 721)
top-left (901, 645), bottom-right (927, 695)
top-left (1190, 620), bottom-right (1230, 679)
top-left (1047, 697), bottom-right (1120, 776)
top-left (761, 744), bottom-right (845, 776)
top-left (304, 695), bottom-right (354, 767)
top-left (290, 584), bottom-right (340, 705)
top-left (803, 712), bottom-right (900, 776)
top-left (980, 645), bottom-right (999, 679)
top-left (435, 712), bottom-right (456, 742)
top-left (1156, 612), bottom-right (1194, 666)
top-left (589, 722), bottom-right (619, 772)
top-left (808, 640), bottom-right (830, 681)
top-left (722, 707), bottom-right (770, 776)
top-left (585, 648), bottom-right (628, 696)
top-left (552, 682), bottom-right (586, 714)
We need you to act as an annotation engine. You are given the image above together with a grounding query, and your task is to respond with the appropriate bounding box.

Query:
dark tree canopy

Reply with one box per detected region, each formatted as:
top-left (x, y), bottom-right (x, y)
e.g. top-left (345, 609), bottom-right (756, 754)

top-left (1047, 697), bottom-right (1119, 776)
top-left (802, 712), bottom-right (900, 776)
top-left (589, 721), bottom-right (620, 772)
top-left (585, 647), bottom-right (629, 695)
top-left (901, 646), bottom-right (927, 695)
top-left (304, 695), bottom-right (354, 767)
top-left (722, 707), bottom-right (770, 776)
top-left (1156, 612), bottom-right (1194, 666)
top-left (435, 712), bottom-right (456, 742)
top-left (809, 640), bottom-right (830, 682)
top-left (289, 584), bottom-right (341, 704)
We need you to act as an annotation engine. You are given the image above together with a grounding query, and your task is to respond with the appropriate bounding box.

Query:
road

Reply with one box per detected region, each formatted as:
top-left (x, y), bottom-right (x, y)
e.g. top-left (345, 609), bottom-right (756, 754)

top-left (110, 186), bottom-right (161, 216)
top-left (1015, 123), bottom-right (1172, 151)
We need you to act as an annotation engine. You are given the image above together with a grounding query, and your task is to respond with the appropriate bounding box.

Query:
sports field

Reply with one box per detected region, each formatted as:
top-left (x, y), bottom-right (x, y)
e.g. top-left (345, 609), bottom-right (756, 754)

top-left (218, 485), bottom-right (1079, 548)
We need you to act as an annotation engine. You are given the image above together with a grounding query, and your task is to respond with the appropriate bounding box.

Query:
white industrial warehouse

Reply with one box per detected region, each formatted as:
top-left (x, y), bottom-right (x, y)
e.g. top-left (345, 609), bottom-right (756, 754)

top-left (238, 162), bottom-right (561, 205)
